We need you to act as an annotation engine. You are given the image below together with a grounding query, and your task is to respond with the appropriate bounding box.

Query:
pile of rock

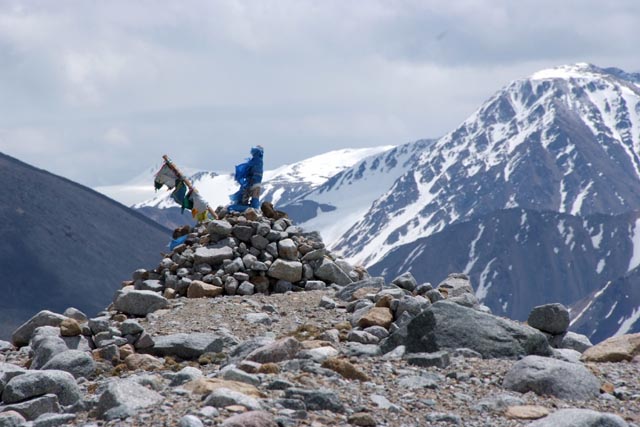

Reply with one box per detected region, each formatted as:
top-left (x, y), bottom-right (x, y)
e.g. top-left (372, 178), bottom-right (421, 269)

top-left (112, 208), bottom-right (366, 318)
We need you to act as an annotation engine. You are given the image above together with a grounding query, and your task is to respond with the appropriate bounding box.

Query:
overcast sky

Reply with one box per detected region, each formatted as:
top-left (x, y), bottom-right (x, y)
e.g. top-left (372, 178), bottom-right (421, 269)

top-left (1, 1), bottom-right (639, 186)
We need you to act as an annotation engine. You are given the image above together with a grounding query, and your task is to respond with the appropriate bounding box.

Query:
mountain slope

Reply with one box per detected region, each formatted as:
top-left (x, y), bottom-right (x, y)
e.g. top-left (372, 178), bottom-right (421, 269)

top-left (282, 139), bottom-right (435, 244)
top-left (368, 208), bottom-right (640, 325)
top-left (0, 152), bottom-right (170, 339)
top-left (334, 64), bottom-right (640, 266)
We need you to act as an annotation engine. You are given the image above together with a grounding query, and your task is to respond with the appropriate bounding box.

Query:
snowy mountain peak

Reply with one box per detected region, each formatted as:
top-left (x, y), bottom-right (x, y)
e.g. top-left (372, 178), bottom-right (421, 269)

top-left (334, 64), bottom-right (640, 266)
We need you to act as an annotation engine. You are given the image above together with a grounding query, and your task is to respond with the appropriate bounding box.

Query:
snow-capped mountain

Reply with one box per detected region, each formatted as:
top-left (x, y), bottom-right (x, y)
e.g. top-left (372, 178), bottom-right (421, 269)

top-left (368, 208), bottom-right (640, 325)
top-left (131, 146), bottom-right (393, 229)
top-left (335, 63), bottom-right (640, 266)
top-left (282, 140), bottom-right (435, 244)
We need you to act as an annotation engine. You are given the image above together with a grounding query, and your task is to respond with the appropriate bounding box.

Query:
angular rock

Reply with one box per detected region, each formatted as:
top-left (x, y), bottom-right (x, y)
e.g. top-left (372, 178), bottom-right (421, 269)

top-left (113, 290), bottom-right (169, 316)
top-left (437, 273), bottom-right (474, 298)
top-left (244, 313), bottom-right (271, 325)
top-left (2, 370), bottom-right (81, 406)
top-left (41, 350), bottom-right (96, 379)
top-left (284, 388), bottom-right (344, 413)
top-left (274, 280), bottom-right (292, 293)
top-left (581, 333), bottom-right (640, 362)
top-left (336, 277), bottom-right (385, 301)
top-left (150, 333), bottom-right (238, 359)
top-left (358, 307), bottom-right (393, 329)
top-left (221, 411), bottom-right (278, 427)
top-left (169, 366), bottom-right (203, 387)
top-left (30, 336), bottom-right (68, 370)
top-left (504, 405), bottom-right (550, 420)
top-left (347, 330), bottom-right (380, 345)
top-left (343, 342), bottom-right (381, 357)
top-left (11, 311), bottom-right (67, 347)
top-left (136, 279), bottom-right (164, 292)
top-left (503, 355), bottom-right (600, 400)
top-left (124, 354), bottom-right (164, 371)
top-left (59, 318), bottom-right (81, 337)
top-left (232, 225), bottom-right (254, 242)
top-left (425, 289), bottom-right (445, 303)
top-left (560, 331), bottom-right (593, 353)
top-left (203, 388), bottom-right (262, 411)
top-left (301, 248), bottom-right (325, 262)
top-left (267, 259), bottom-right (303, 283)
top-left (321, 358), bottom-right (369, 381)
top-left (527, 408), bottom-right (628, 427)
top-left (404, 351), bottom-right (450, 368)
top-left (392, 272), bottom-right (418, 292)
top-left (119, 319), bottom-right (144, 336)
top-left (237, 281), bottom-right (255, 296)
top-left (277, 239), bottom-right (298, 260)
top-left (527, 303), bottom-right (570, 335)
top-left (319, 296), bottom-right (337, 309)
top-left (208, 220), bottom-right (233, 237)
top-left (382, 301), bottom-right (552, 359)
top-left (221, 368), bottom-right (260, 387)
top-left (314, 259), bottom-right (352, 286)
top-left (0, 394), bottom-right (61, 421)
top-left (304, 280), bottom-right (326, 291)
top-left (194, 246), bottom-right (234, 266)
top-left (245, 337), bottom-right (301, 364)
top-left (0, 411), bottom-right (26, 427)
top-left (96, 378), bottom-right (163, 420)
top-left (187, 281), bottom-right (224, 298)
top-left (179, 415), bottom-right (204, 427)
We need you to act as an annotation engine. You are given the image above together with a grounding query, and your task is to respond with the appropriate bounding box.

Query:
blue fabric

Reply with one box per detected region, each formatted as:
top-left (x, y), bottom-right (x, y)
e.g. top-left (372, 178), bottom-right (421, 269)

top-left (230, 146), bottom-right (264, 206)
top-left (169, 235), bottom-right (188, 250)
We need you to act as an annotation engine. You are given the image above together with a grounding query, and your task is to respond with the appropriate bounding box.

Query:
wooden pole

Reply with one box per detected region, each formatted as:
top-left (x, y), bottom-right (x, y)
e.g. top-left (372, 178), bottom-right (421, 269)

top-left (162, 154), bottom-right (218, 220)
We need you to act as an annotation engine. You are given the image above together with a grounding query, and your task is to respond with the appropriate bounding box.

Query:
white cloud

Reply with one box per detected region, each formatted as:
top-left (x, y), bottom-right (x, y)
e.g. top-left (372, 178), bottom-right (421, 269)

top-left (0, 0), bottom-right (639, 186)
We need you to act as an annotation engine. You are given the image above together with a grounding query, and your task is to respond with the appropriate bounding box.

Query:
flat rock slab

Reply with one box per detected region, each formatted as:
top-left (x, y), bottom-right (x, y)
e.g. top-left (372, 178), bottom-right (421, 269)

top-left (336, 277), bottom-right (385, 301)
top-left (113, 290), bottom-right (169, 316)
top-left (2, 370), bottom-right (81, 406)
top-left (221, 411), bottom-right (278, 427)
top-left (581, 333), bottom-right (640, 362)
top-left (505, 405), bottom-right (550, 420)
top-left (246, 337), bottom-right (301, 363)
top-left (284, 388), bottom-right (345, 413)
top-left (203, 388), bottom-right (262, 411)
top-left (0, 394), bottom-right (61, 421)
top-left (194, 246), bottom-right (234, 265)
top-left (96, 379), bottom-right (163, 420)
top-left (527, 408), bottom-right (629, 427)
top-left (503, 355), bottom-right (600, 400)
top-left (383, 301), bottom-right (552, 359)
top-left (150, 333), bottom-right (238, 359)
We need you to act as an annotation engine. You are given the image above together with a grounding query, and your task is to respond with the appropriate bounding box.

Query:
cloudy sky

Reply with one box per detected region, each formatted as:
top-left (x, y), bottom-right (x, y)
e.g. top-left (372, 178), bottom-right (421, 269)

top-left (1, 0), bottom-right (639, 187)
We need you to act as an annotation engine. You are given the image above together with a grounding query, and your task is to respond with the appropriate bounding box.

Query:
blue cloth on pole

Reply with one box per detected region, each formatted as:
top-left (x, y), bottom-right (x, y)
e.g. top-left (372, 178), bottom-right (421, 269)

top-left (169, 235), bottom-right (188, 250)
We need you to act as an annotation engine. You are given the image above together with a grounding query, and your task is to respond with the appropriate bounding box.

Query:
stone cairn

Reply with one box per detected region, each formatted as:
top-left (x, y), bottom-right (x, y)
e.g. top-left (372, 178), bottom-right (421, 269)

top-left (117, 206), bottom-right (367, 305)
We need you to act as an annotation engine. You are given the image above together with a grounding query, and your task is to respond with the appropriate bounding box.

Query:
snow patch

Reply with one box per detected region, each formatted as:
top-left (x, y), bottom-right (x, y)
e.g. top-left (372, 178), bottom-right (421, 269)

top-left (605, 302), bottom-right (618, 319)
top-left (628, 218), bottom-right (640, 272)
top-left (475, 258), bottom-right (496, 301)
top-left (613, 306), bottom-right (640, 337)
top-left (596, 259), bottom-right (606, 274)
top-left (463, 224), bottom-right (485, 274)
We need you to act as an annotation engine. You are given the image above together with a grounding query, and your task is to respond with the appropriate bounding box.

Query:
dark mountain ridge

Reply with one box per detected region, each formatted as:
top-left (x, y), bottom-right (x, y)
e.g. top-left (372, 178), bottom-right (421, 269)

top-left (0, 152), bottom-right (170, 339)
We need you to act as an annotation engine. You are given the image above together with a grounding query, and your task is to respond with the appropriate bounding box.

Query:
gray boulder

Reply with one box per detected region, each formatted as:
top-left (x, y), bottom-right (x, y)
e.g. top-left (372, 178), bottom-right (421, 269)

top-left (0, 411), bottom-right (26, 426)
top-left (284, 388), bottom-right (344, 413)
top-left (11, 311), bottom-right (67, 347)
top-left (30, 335), bottom-right (69, 370)
top-left (527, 303), bottom-right (570, 335)
top-left (0, 341), bottom-right (12, 352)
top-left (113, 290), bottom-right (169, 316)
top-left (232, 225), bottom-right (254, 242)
top-left (194, 246), bottom-right (234, 265)
top-left (150, 333), bottom-right (238, 359)
top-left (0, 363), bottom-right (26, 396)
top-left (392, 272), bottom-right (418, 292)
top-left (0, 394), bottom-right (60, 421)
top-left (277, 239), bottom-right (298, 260)
top-left (2, 370), bottom-right (81, 406)
top-left (527, 408), bottom-right (628, 427)
top-left (203, 388), bottom-right (262, 411)
top-left (382, 301), bottom-right (552, 359)
top-left (169, 366), bottom-right (204, 387)
top-left (560, 331), bottom-right (593, 353)
top-left (119, 319), bottom-right (144, 336)
top-left (208, 220), bottom-right (233, 236)
top-left (41, 350), bottom-right (96, 379)
top-left (221, 411), bottom-right (278, 427)
top-left (245, 337), bottom-right (301, 363)
top-left (437, 274), bottom-right (474, 298)
top-left (62, 307), bottom-right (87, 323)
top-left (336, 277), bottom-right (385, 301)
top-left (503, 355), bottom-right (600, 400)
top-left (267, 259), bottom-right (303, 283)
top-left (96, 378), bottom-right (163, 420)
top-left (32, 413), bottom-right (76, 427)
top-left (314, 259), bottom-right (352, 286)
top-left (179, 415), bottom-right (204, 427)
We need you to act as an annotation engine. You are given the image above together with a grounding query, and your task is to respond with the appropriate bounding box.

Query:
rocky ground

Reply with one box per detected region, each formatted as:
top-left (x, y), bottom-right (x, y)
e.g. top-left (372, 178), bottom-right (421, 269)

top-left (1, 208), bottom-right (639, 427)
